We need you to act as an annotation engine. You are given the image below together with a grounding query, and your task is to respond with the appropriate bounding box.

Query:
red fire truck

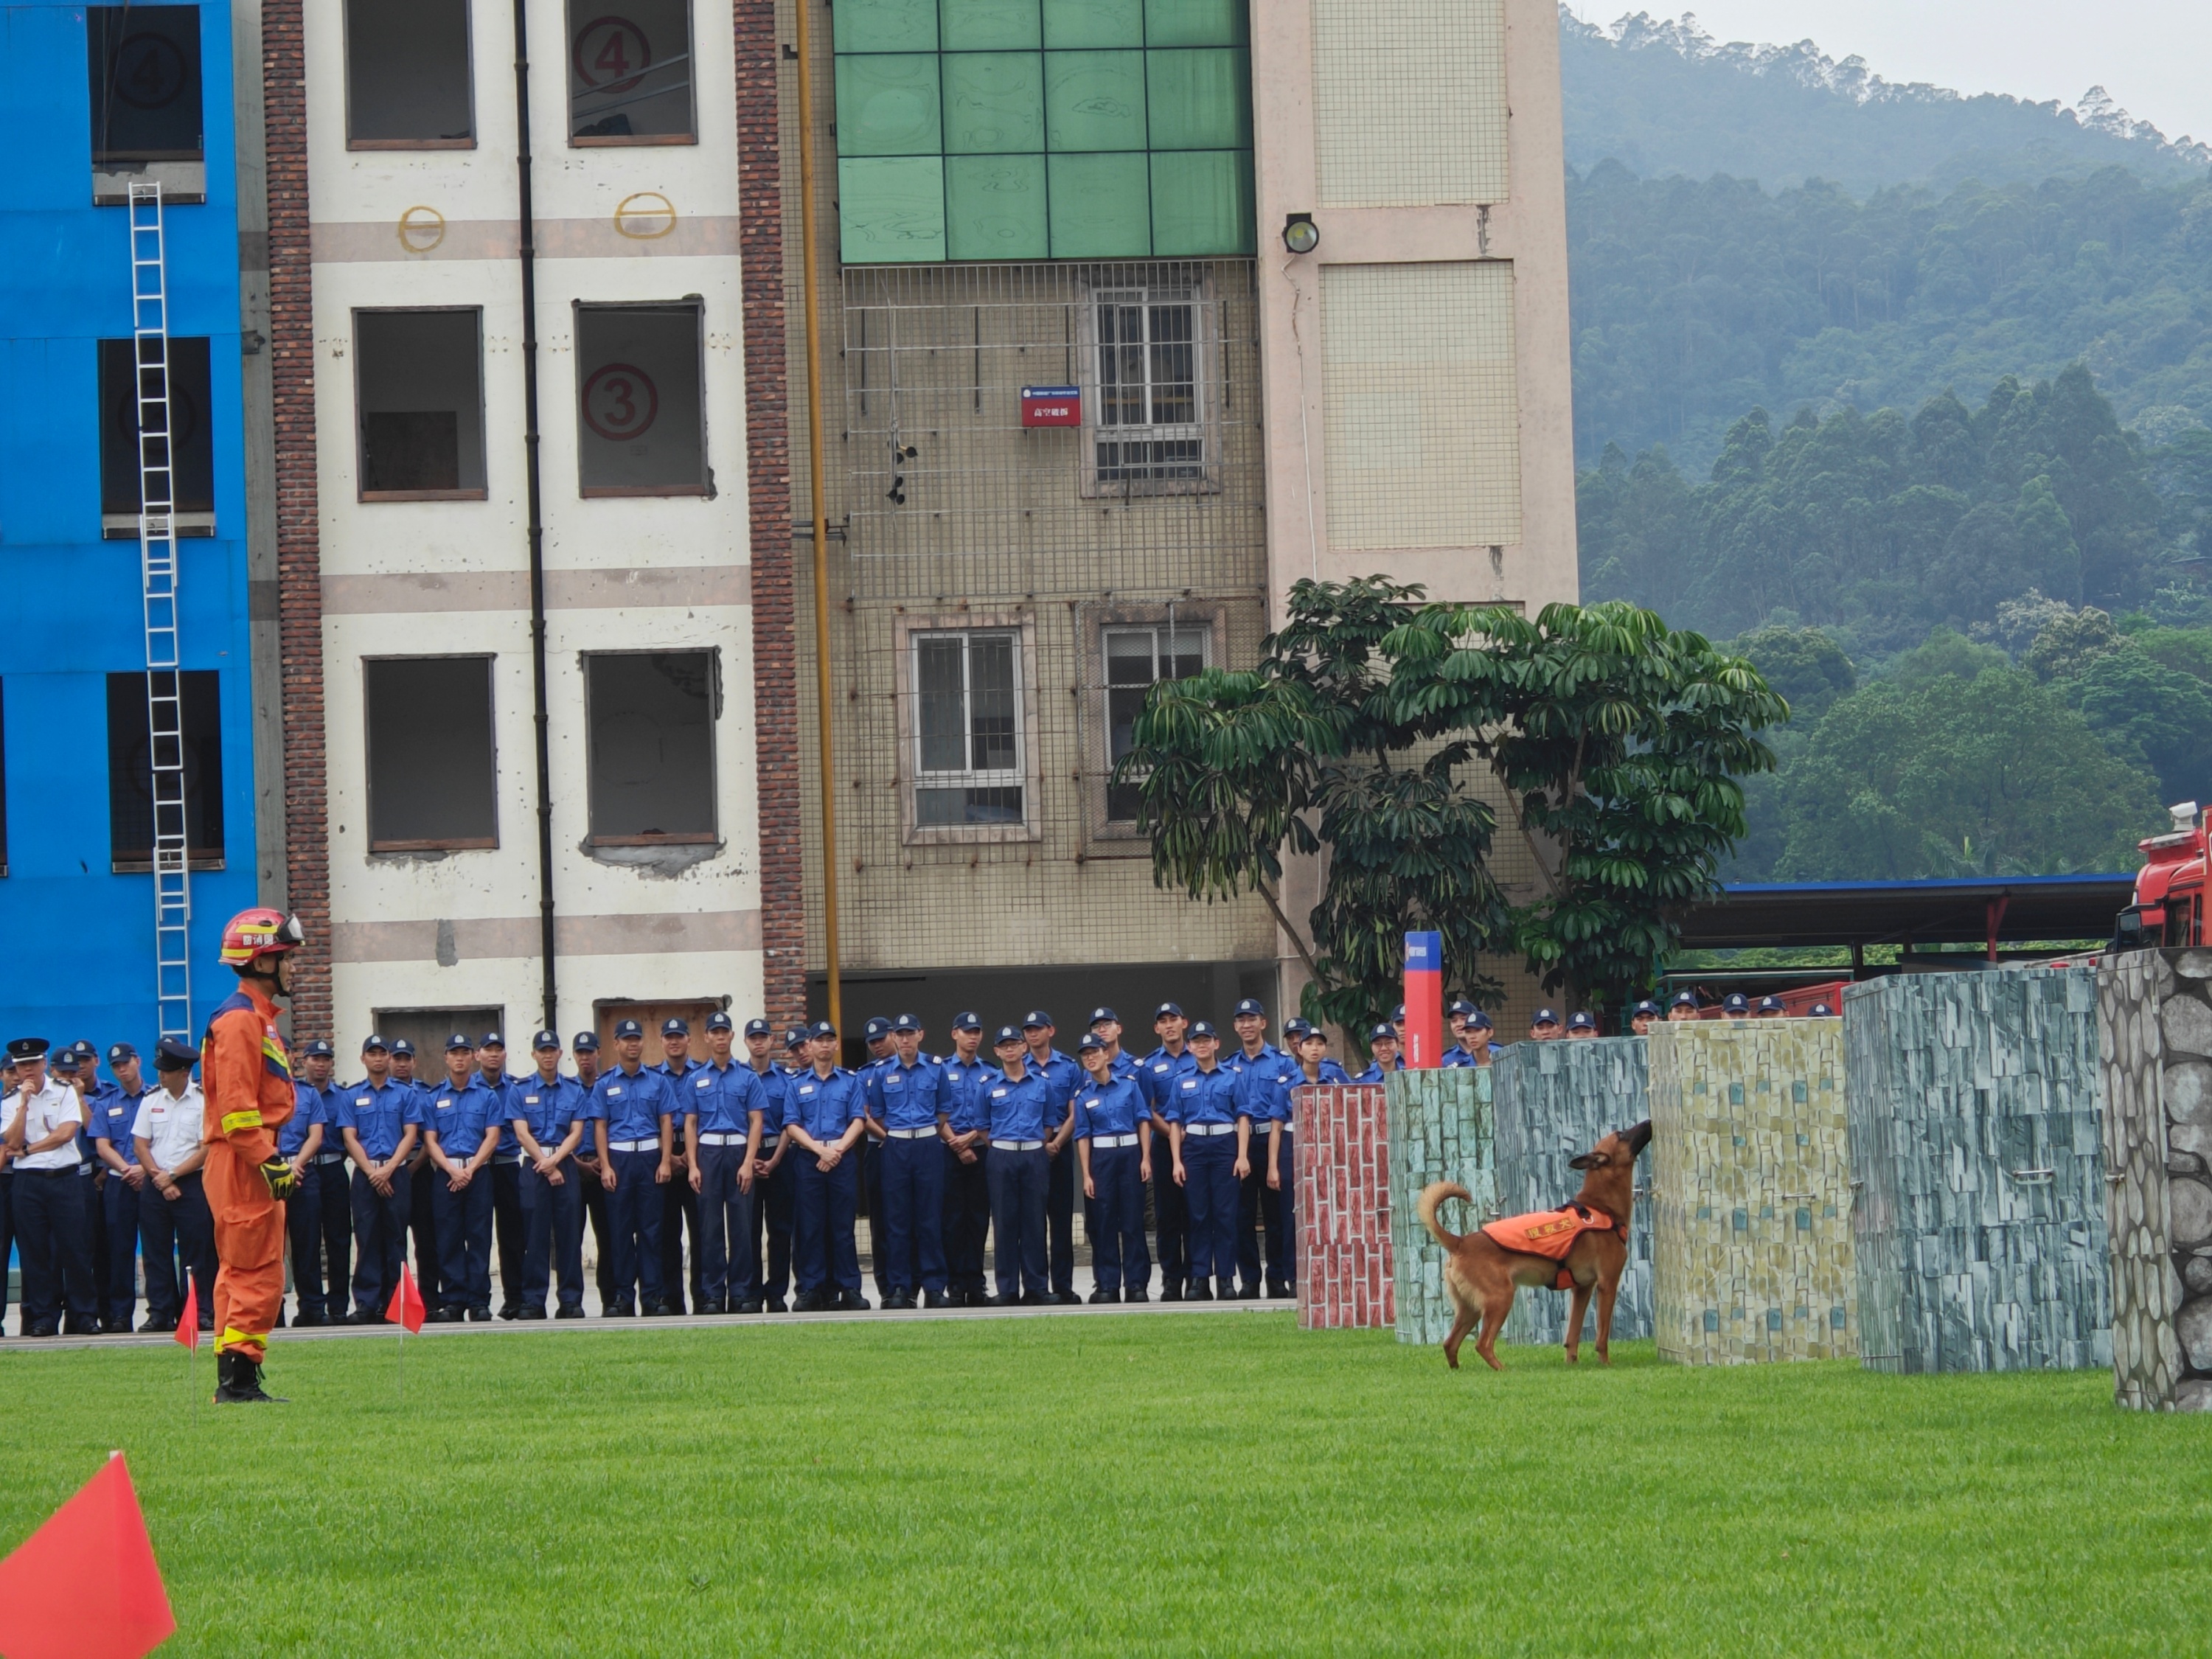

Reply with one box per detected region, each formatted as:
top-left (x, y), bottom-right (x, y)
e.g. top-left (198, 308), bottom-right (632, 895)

top-left (2115, 802), bottom-right (2207, 949)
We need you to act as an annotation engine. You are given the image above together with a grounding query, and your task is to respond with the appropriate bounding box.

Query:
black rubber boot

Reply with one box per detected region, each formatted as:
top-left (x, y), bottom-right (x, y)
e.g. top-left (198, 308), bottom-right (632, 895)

top-left (213, 1351), bottom-right (276, 1405)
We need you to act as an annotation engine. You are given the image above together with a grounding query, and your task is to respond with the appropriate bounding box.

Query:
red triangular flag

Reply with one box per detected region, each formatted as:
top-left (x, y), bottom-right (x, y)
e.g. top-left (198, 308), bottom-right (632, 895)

top-left (0, 1453), bottom-right (175, 1659)
top-left (175, 1281), bottom-right (198, 1351)
top-left (386, 1263), bottom-right (425, 1334)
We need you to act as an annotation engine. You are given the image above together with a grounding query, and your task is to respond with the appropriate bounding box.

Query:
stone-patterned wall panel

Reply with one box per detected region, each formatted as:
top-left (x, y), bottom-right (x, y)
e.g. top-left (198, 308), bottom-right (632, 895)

top-left (1295, 1085), bottom-right (1394, 1330)
top-left (1650, 1021), bottom-right (1855, 1365)
top-left (1493, 1038), bottom-right (1653, 1345)
top-left (1844, 967), bottom-right (2110, 1374)
top-left (1385, 1070), bottom-right (1498, 1346)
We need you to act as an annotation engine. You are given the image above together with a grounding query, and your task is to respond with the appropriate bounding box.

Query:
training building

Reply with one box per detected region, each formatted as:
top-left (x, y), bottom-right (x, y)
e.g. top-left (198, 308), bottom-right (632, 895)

top-left (779, 0), bottom-right (1579, 1037)
top-left (0, 1), bottom-right (272, 1045)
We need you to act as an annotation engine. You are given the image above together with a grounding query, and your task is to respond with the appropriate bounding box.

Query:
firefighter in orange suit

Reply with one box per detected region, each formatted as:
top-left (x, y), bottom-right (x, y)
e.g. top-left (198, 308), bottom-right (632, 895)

top-left (204, 908), bottom-right (307, 1404)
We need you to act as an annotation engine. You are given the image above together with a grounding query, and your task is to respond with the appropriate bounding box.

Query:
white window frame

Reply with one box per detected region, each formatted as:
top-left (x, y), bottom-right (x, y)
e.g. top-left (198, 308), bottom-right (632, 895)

top-left (893, 612), bottom-right (1042, 846)
top-left (1078, 268), bottom-right (1221, 498)
top-left (1079, 602), bottom-right (1229, 847)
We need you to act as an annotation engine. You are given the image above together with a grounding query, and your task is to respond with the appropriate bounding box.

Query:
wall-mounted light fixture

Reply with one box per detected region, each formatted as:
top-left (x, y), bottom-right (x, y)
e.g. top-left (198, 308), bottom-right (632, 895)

top-left (1282, 212), bottom-right (1319, 255)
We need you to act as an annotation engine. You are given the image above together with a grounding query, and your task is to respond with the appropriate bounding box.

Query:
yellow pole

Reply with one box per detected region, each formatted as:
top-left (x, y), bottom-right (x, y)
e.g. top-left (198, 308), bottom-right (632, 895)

top-left (793, 0), bottom-right (840, 1037)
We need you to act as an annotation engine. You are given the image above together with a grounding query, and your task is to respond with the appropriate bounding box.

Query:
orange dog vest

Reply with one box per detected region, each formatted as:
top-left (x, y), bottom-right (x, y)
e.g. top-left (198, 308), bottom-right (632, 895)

top-left (1481, 1204), bottom-right (1623, 1290)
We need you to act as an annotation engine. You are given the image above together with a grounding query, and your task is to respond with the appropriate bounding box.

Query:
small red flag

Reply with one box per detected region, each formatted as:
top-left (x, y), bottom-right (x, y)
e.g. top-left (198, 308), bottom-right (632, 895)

top-left (0, 1453), bottom-right (175, 1659)
top-left (175, 1281), bottom-right (198, 1351)
top-left (386, 1263), bottom-right (425, 1334)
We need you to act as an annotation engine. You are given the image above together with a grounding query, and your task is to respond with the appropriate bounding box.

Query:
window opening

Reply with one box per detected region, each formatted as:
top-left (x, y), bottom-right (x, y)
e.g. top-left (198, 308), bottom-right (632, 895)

top-left (355, 310), bottom-right (488, 498)
top-left (914, 630), bottom-right (1023, 827)
top-left (100, 336), bottom-right (214, 536)
top-left (1104, 623), bottom-right (1208, 820)
top-left (347, 0), bottom-right (475, 147)
top-left (88, 6), bottom-right (205, 203)
top-left (574, 303), bottom-right (706, 495)
top-left (106, 669), bottom-right (223, 869)
top-left (1088, 276), bottom-right (1211, 491)
top-left (364, 657), bottom-right (498, 850)
top-left (585, 651), bottom-right (717, 843)
top-left (566, 0), bottom-right (695, 142)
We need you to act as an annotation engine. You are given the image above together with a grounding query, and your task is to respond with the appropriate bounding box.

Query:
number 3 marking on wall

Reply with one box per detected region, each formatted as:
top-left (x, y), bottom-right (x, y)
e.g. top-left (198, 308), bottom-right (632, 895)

top-left (582, 363), bottom-right (659, 442)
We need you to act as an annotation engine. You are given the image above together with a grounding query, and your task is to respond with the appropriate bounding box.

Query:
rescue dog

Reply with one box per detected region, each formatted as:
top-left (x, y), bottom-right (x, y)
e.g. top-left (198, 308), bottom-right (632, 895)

top-left (1416, 1119), bottom-right (1652, 1371)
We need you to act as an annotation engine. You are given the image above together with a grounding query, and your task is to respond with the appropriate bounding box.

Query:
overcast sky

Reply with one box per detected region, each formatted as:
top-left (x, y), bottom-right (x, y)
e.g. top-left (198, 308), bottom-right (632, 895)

top-left (1565, 1), bottom-right (2212, 146)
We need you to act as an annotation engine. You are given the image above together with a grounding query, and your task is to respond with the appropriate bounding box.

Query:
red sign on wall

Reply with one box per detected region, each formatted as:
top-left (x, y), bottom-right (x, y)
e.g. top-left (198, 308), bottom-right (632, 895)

top-left (1020, 385), bottom-right (1081, 427)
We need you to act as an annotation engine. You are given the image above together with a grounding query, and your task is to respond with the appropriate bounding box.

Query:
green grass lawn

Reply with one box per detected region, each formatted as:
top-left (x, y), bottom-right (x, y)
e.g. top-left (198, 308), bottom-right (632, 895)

top-left (5, 1313), bottom-right (2208, 1656)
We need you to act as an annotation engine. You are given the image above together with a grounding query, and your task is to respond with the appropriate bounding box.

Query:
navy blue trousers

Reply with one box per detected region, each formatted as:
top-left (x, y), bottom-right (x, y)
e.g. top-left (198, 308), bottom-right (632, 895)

top-left (490, 1159), bottom-right (527, 1314)
top-left (1267, 1127), bottom-right (1298, 1289)
top-left (754, 1148), bottom-right (796, 1301)
top-left (985, 1145), bottom-right (1049, 1299)
top-left (1180, 1134), bottom-right (1239, 1287)
top-left (1046, 1138), bottom-right (1077, 1293)
top-left (137, 1171), bottom-right (215, 1326)
top-left (1084, 1143), bottom-right (1150, 1294)
top-left (349, 1165), bottom-right (411, 1318)
top-left (100, 1167), bottom-right (142, 1325)
top-left (16, 1170), bottom-right (95, 1332)
top-left (1151, 1158), bottom-right (1189, 1290)
top-left (792, 1151), bottom-right (860, 1296)
top-left (863, 1135), bottom-right (889, 1296)
top-left (408, 1154), bottom-right (442, 1306)
top-left (434, 1170), bottom-right (495, 1311)
top-left (877, 1135), bottom-right (947, 1295)
top-left (0, 1172), bottom-right (12, 1327)
top-left (521, 1162), bottom-right (585, 1311)
top-left (695, 1144), bottom-right (757, 1304)
top-left (287, 1160), bottom-right (351, 1318)
top-left (942, 1144), bottom-right (991, 1295)
top-left (605, 1149), bottom-right (665, 1312)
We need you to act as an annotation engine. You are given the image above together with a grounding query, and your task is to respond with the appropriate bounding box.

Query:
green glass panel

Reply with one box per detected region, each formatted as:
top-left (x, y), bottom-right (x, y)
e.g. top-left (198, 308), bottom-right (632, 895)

top-left (1149, 149), bottom-right (1251, 254)
top-left (1045, 49), bottom-right (1145, 150)
top-left (939, 0), bottom-right (1041, 50)
top-left (835, 0), bottom-right (939, 52)
top-left (835, 54), bottom-right (944, 156)
top-left (947, 154), bottom-right (1049, 258)
top-left (1041, 0), bottom-right (1141, 48)
top-left (1144, 0), bottom-right (1247, 46)
top-left (1144, 47), bottom-right (1248, 150)
top-left (1047, 152), bottom-right (1150, 257)
top-left (942, 51), bottom-right (1044, 152)
top-left (838, 156), bottom-right (947, 262)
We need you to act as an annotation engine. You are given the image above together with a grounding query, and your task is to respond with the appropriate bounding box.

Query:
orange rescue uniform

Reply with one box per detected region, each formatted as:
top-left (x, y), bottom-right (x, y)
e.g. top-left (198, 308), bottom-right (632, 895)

top-left (1480, 1204), bottom-right (1623, 1290)
top-left (201, 982), bottom-right (295, 1362)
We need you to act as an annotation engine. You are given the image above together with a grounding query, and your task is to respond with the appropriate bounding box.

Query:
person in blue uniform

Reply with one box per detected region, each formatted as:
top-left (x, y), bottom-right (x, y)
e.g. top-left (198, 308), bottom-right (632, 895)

top-left (49, 1047), bottom-right (102, 1335)
top-left (88, 1043), bottom-right (152, 1332)
top-left (856, 1015), bottom-right (895, 1302)
top-left (863, 1014), bottom-right (947, 1309)
top-left (590, 1018), bottom-right (675, 1317)
top-left (1467, 1009), bottom-right (1500, 1064)
top-left (279, 1039), bottom-right (347, 1326)
top-left (391, 1038), bottom-right (442, 1310)
top-left (1567, 1012), bottom-right (1599, 1038)
top-left (1085, 1008), bottom-right (1138, 1079)
top-left (1352, 1023), bottom-right (1402, 1082)
top-left (1138, 1003), bottom-right (1197, 1299)
top-left (1226, 998), bottom-right (1295, 1300)
top-left (1073, 1032), bottom-right (1150, 1303)
top-left (473, 1032), bottom-right (529, 1320)
top-left (511, 1031), bottom-right (590, 1319)
top-left (1531, 1008), bottom-right (1563, 1041)
top-left (425, 1035), bottom-right (503, 1321)
top-left (934, 1013), bottom-right (995, 1307)
top-left (1756, 995), bottom-right (1787, 1019)
top-left (1021, 1011), bottom-right (1085, 1306)
top-left (747, 1021), bottom-right (799, 1312)
top-left (566, 1033), bottom-right (616, 1310)
top-left (786, 1021), bottom-right (867, 1312)
top-left (685, 1012), bottom-right (763, 1315)
top-left (1439, 1000), bottom-right (1480, 1068)
top-left (981, 1026), bottom-right (1052, 1306)
top-left (330, 1035), bottom-right (420, 1323)
top-left (1163, 1021), bottom-right (1246, 1301)
top-left (1667, 990), bottom-right (1700, 1023)
top-left (1293, 1023), bottom-right (1353, 1085)
top-left (653, 1018), bottom-right (706, 1315)
top-left (1721, 992), bottom-right (1751, 1020)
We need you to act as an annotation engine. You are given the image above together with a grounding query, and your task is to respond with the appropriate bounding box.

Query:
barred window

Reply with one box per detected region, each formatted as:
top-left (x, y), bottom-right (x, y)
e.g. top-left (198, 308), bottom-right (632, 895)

top-left (912, 630), bottom-right (1023, 828)
top-left (1091, 282), bottom-right (1206, 489)
top-left (1105, 624), bottom-right (1208, 821)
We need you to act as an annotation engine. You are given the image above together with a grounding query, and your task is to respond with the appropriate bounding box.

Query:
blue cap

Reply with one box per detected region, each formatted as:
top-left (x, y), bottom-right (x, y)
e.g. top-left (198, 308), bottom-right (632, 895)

top-left (480, 1032), bottom-right (505, 1048)
top-left (1368, 1023), bottom-right (1396, 1043)
top-left (1153, 1002), bottom-right (1184, 1020)
top-left (951, 1011), bottom-right (982, 1032)
top-left (1810, 1002), bottom-right (1835, 1018)
top-left (1568, 1012), bottom-right (1596, 1032)
top-left (107, 1042), bottom-right (138, 1063)
top-left (661, 1018), bottom-right (689, 1037)
top-left (784, 1028), bottom-right (810, 1052)
top-left (1722, 993), bottom-right (1750, 1013)
top-left (153, 1035), bottom-right (199, 1070)
top-left (1233, 998), bottom-right (1265, 1019)
top-left (863, 1017), bottom-right (892, 1041)
top-left (743, 1018), bottom-right (772, 1038)
top-left (1188, 1020), bottom-right (1218, 1040)
top-left (1447, 998), bottom-right (1477, 1018)
top-left (1391, 1004), bottom-right (1405, 1023)
top-left (706, 1012), bottom-right (734, 1032)
top-left (1756, 995), bottom-right (1784, 1013)
top-left (1671, 990), bottom-right (1699, 1009)
top-left (1021, 1009), bottom-right (1052, 1029)
top-left (445, 1033), bottom-right (473, 1052)
top-left (992, 1025), bottom-right (1024, 1046)
top-left (390, 1037), bottom-right (416, 1057)
top-left (1532, 1009), bottom-right (1559, 1026)
top-left (1283, 1018), bottom-right (1312, 1038)
top-left (52, 1050), bottom-right (80, 1072)
top-left (614, 1018), bottom-right (644, 1040)
top-left (72, 1040), bottom-right (97, 1060)
top-left (532, 1029), bottom-right (562, 1050)
top-left (572, 1032), bottom-right (600, 1053)
top-left (1632, 1001), bottom-right (1661, 1018)
top-left (810, 1020), bottom-right (838, 1040)
top-left (1468, 1009), bottom-right (1495, 1031)
top-left (302, 1038), bottom-right (335, 1058)
top-left (891, 1013), bottom-right (922, 1033)
top-left (1077, 1032), bottom-right (1105, 1052)
top-left (1089, 1006), bottom-right (1119, 1026)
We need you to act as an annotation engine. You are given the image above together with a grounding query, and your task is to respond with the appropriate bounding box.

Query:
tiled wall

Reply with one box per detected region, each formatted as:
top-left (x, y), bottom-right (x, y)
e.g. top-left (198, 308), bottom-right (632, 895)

top-left (1312, 0), bottom-right (1509, 208)
top-left (1294, 1083), bottom-right (1394, 1329)
top-left (1384, 1069), bottom-right (1498, 1345)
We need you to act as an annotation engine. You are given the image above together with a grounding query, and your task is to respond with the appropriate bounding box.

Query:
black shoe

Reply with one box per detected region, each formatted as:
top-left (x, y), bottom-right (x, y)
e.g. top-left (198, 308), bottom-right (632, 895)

top-left (214, 1351), bottom-right (281, 1405)
top-left (1220, 1280), bottom-right (1239, 1300)
top-left (296, 1309), bottom-right (331, 1328)
top-left (1160, 1284), bottom-right (1184, 1302)
top-left (1124, 1289), bottom-right (1150, 1304)
top-left (467, 1307), bottom-right (494, 1323)
top-left (1268, 1282), bottom-right (1293, 1301)
top-left (734, 1299), bottom-right (764, 1315)
top-left (555, 1306), bottom-right (585, 1320)
top-left (498, 1305), bottom-right (521, 1321)
top-left (1186, 1282), bottom-right (1214, 1302)
top-left (838, 1290), bottom-right (872, 1311)
top-left (922, 1289), bottom-right (951, 1309)
top-left (793, 1291), bottom-right (827, 1312)
top-left (431, 1307), bottom-right (466, 1324)
top-left (985, 1293), bottom-right (1020, 1307)
top-left (1051, 1290), bottom-right (1082, 1306)
top-left (516, 1306), bottom-right (548, 1321)
top-left (142, 1316), bottom-right (178, 1334)
top-left (1236, 1284), bottom-right (1262, 1301)
top-left (884, 1291), bottom-right (917, 1310)
top-left (1088, 1288), bottom-right (1119, 1304)
top-left (764, 1296), bottom-right (788, 1314)
top-left (603, 1304), bottom-right (636, 1318)
top-left (650, 1300), bottom-right (683, 1318)
top-left (24, 1325), bottom-right (58, 1339)
top-left (63, 1319), bottom-right (98, 1337)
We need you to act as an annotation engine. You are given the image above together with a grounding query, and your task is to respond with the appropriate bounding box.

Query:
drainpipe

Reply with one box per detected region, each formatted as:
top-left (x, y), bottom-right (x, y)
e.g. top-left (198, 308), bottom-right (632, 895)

top-left (514, 0), bottom-right (557, 1032)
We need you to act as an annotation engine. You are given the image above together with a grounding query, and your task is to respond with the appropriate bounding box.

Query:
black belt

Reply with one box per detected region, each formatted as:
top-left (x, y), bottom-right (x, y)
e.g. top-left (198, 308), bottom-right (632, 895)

top-left (21, 1166), bottom-right (77, 1178)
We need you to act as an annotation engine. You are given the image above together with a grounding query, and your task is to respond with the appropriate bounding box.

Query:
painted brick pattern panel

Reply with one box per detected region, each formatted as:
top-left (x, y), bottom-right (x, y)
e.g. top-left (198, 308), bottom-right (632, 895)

top-left (1649, 1021), bottom-right (1855, 1364)
top-left (2098, 947), bottom-right (2212, 1411)
top-left (1846, 967), bottom-right (2110, 1374)
top-left (1385, 1069), bottom-right (1497, 1345)
top-left (1295, 1084), bottom-right (1393, 1329)
top-left (1494, 1037), bottom-right (1655, 1345)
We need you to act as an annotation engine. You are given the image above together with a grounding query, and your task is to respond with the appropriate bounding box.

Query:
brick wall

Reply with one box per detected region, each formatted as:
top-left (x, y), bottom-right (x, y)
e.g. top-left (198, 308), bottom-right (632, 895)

top-left (1295, 1083), bottom-right (1394, 1329)
top-left (1385, 1069), bottom-right (1498, 1345)
top-left (261, 0), bottom-right (330, 1036)
top-left (737, 0), bottom-right (803, 1032)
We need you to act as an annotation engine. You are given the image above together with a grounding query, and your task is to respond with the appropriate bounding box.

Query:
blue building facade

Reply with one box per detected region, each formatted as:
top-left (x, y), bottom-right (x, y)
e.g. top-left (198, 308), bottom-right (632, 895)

top-left (0, 1), bottom-right (260, 1048)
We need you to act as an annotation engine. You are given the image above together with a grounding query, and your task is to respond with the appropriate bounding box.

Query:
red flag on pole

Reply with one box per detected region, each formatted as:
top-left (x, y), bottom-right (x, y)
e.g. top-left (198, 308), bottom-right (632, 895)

top-left (0, 1452), bottom-right (175, 1659)
top-left (386, 1262), bottom-right (426, 1334)
top-left (175, 1281), bottom-right (198, 1351)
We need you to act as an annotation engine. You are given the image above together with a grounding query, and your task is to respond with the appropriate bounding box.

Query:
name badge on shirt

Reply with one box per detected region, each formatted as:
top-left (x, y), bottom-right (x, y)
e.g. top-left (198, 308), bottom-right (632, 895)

top-left (1181, 1079), bottom-right (1197, 1092)
top-left (524, 1094), bottom-right (540, 1106)
top-left (608, 1086), bottom-right (624, 1098)
top-left (437, 1099), bottom-right (453, 1110)
top-left (799, 1085), bottom-right (816, 1097)
top-left (355, 1097), bottom-right (371, 1107)
top-left (992, 1088), bottom-right (1008, 1099)
top-left (108, 1107), bottom-right (125, 1119)
top-left (886, 1077), bottom-right (902, 1091)
top-left (1083, 1096), bottom-right (1101, 1110)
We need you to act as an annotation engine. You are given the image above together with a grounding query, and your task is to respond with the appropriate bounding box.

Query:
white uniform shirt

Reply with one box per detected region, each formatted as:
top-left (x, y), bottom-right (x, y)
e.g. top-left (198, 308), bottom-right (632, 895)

top-left (131, 1083), bottom-right (206, 1172)
top-left (12, 1079), bottom-right (86, 1171)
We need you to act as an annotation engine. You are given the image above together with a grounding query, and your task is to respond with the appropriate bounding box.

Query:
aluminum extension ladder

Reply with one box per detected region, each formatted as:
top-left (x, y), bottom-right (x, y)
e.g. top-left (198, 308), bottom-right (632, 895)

top-left (129, 181), bottom-right (193, 1044)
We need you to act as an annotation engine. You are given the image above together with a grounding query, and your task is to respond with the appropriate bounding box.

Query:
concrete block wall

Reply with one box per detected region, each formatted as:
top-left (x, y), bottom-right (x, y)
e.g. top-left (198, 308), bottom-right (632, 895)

top-left (2097, 948), bottom-right (2212, 1411)
top-left (1649, 1020), bottom-right (1856, 1365)
top-left (1494, 1037), bottom-right (1655, 1345)
top-left (1384, 1070), bottom-right (1498, 1345)
top-left (1295, 1084), bottom-right (1394, 1330)
top-left (1846, 967), bottom-right (2110, 1374)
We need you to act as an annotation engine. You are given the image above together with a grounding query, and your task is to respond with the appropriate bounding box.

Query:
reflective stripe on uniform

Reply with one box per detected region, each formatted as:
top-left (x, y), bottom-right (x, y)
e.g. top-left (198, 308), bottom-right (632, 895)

top-left (216, 1325), bottom-right (270, 1352)
top-left (220, 1109), bottom-right (265, 1134)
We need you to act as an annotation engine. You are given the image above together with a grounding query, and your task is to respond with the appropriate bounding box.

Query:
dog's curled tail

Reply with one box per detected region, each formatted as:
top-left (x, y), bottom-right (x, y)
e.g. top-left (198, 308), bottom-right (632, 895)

top-left (1417, 1181), bottom-right (1474, 1251)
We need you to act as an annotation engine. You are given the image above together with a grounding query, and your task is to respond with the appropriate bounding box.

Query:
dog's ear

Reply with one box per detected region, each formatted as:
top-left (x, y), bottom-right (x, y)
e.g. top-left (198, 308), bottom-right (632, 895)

top-left (1568, 1152), bottom-right (1599, 1170)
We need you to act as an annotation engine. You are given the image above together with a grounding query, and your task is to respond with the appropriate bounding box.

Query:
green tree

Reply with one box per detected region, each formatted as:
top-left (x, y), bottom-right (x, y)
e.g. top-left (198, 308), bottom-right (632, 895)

top-left (2025, 605), bottom-right (2124, 681)
top-left (2069, 650), bottom-right (2212, 807)
top-left (1729, 625), bottom-right (1857, 719)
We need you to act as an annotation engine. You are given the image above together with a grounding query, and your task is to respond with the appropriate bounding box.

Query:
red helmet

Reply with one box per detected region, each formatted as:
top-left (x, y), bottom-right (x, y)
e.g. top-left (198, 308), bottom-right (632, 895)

top-left (220, 908), bottom-right (306, 968)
